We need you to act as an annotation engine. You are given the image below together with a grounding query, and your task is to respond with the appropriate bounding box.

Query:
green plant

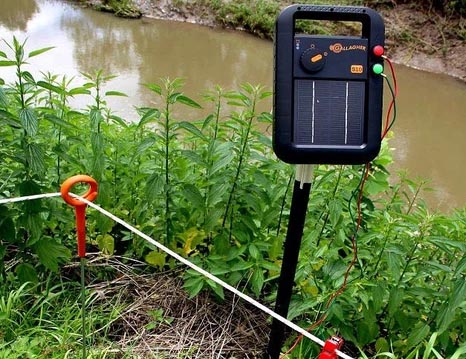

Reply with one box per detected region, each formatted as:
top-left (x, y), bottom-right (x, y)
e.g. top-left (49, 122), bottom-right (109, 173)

top-left (0, 273), bottom-right (125, 358)
top-left (0, 38), bottom-right (73, 282)
top-left (145, 308), bottom-right (174, 330)
top-left (0, 38), bottom-right (465, 358)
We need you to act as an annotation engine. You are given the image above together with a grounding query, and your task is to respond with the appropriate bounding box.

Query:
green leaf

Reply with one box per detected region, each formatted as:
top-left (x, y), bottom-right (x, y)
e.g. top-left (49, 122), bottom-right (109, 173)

top-left (0, 110), bottom-right (19, 128)
top-left (90, 108), bottom-right (103, 130)
top-left (144, 83), bottom-right (162, 95)
top-left (259, 91), bottom-right (272, 99)
top-left (96, 234), bottom-right (115, 255)
top-left (0, 216), bottom-right (16, 242)
top-left (28, 46), bottom-right (55, 58)
top-left (34, 237), bottom-right (71, 272)
top-left (43, 114), bottom-right (77, 129)
top-left (183, 184), bottom-right (205, 208)
top-left (448, 279), bottom-right (466, 312)
top-left (210, 152), bottom-right (234, 176)
top-left (15, 263), bottom-right (38, 284)
top-left (206, 279), bottom-right (225, 300)
top-left (329, 199), bottom-right (342, 227)
top-left (137, 108), bottom-right (160, 128)
top-left (175, 95), bottom-right (202, 109)
top-left (386, 250), bottom-right (402, 279)
top-left (375, 337), bottom-right (389, 353)
top-left (184, 275), bottom-right (205, 298)
top-left (145, 172), bottom-right (164, 200)
top-left (0, 50), bottom-right (7, 58)
top-left (230, 260), bottom-right (254, 272)
top-left (423, 332), bottom-right (438, 359)
top-left (204, 207), bottom-right (223, 232)
top-left (133, 137), bottom-right (156, 159)
top-left (145, 250), bottom-right (166, 269)
top-left (0, 60), bottom-right (16, 66)
top-left (175, 121), bottom-right (206, 140)
top-left (387, 287), bottom-right (404, 318)
top-left (250, 269), bottom-right (264, 296)
top-left (36, 81), bottom-right (64, 95)
top-left (180, 149), bottom-right (205, 166)
top-left (406, 323), bottom-right (430, 350)
top-left (248, 243), bottom-right (260, 260)
top-left (25, 142), bottom-right (46, 174)
top-left (436, 303), bottom-right (454, 334)
top-left (202, 114), bottom-right (214, 130)
top-left (22, 71), bottom-right (35, 84)
top-left (454, 253), bottom-right (466, 276)
top-left (68, 87), bottom-right (91, 96)
top-left (450, 346), bottom-right (466, 359)
top-left (356, 316), bottom-right (379, 346)
top-left (206, 181), bottom-right (228, 207)
top-left (19, 107), bottom-right (38, 136)
top-left (91, 132), bottom-right (104, 154)
top-left (109, 114), bottom-right (127, 127)
top-left (105, 90), bottom-right (127, 97)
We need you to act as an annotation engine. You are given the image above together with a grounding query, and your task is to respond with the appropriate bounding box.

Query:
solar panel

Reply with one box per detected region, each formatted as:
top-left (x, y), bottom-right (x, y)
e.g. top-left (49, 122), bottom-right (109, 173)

top-left (294, 79), bottom-right (365, 146)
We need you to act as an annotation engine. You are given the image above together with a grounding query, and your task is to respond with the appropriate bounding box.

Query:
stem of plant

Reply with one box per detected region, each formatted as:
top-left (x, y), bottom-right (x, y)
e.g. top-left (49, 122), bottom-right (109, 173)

top-left (165, 97), bottom-right (171, 245)
top-left (222, 98), bottom-right (256, 229)
top-left (203, 90), bottom-right (222, 227)
top-left (80, 257), bottom-right (87, 359)
top-left (276, 172), bottom-right (293, 236)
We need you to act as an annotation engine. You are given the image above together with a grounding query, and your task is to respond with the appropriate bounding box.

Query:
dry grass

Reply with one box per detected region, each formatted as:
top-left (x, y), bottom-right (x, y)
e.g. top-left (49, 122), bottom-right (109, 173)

top-left (79, 255), bottom-right (270, 358)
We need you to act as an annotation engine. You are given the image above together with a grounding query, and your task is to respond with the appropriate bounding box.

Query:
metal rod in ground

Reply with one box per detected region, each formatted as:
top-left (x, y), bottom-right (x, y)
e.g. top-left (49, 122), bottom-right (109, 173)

top-left (266, 178), bottom-right (312, 358)
top-left (80, 257), bottom-right (87, 359)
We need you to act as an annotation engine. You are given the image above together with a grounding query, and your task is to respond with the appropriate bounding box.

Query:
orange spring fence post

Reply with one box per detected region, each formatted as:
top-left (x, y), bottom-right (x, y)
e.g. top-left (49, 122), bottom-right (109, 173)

top-left (60, 175), bottom-right (98, 258)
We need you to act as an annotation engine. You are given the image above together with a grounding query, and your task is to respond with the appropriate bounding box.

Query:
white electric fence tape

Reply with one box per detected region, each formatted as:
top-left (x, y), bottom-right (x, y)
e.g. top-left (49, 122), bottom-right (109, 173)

top-left (0, 192), bottom-right (62, 204)
top-left (0, 191), bottom-right (355, 359)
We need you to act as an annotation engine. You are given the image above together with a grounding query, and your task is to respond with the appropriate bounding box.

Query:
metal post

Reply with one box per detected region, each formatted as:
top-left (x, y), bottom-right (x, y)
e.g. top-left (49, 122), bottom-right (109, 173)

top-left (266, 165), bottom-right (314, 359)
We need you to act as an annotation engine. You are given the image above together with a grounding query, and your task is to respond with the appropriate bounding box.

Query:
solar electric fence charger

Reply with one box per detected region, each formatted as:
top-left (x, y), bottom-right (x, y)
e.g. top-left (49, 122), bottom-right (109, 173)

top-left (273, 4), bottom-right (385, 164)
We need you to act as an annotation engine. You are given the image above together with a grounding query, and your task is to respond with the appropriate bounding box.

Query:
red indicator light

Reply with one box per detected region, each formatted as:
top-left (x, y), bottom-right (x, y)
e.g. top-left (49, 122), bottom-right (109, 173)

top-left (373, 45), bottom-right (384, 57)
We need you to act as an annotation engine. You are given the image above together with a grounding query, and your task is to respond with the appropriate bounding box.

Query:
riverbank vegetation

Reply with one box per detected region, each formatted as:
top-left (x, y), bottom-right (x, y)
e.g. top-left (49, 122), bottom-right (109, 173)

top-left (1, 38), bottom-right (466, 358)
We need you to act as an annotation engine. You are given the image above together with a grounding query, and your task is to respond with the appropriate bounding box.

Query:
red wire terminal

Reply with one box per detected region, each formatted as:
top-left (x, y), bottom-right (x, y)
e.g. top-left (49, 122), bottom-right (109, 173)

top-left (318, 336), bottom-right (344, 359)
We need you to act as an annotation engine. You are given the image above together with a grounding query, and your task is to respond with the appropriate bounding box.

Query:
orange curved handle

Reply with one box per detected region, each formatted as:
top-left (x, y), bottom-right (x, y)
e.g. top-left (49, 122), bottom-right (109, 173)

top-left (61, 175), bottom-right (98, 207)
top-left (60, 175), bottom-right (98, 258)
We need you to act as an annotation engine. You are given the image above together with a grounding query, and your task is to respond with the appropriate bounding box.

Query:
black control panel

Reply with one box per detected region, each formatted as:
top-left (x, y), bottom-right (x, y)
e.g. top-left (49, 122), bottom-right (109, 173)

top-left (294, 35), bottom-right (369, 79)
top-left (273, 5), bottom-right (385, 164)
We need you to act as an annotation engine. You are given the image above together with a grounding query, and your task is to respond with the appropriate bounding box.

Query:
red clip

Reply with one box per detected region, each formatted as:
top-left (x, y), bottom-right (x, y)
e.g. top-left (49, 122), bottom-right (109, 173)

top-left (318, 336), bottom-right (344, 359)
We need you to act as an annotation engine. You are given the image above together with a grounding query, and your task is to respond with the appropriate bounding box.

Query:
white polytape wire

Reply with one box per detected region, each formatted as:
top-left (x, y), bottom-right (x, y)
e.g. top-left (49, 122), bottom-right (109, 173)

top-left (0, 192), bottom-right (62, 205)
top-left (69, 193), bottom-right (354, 359)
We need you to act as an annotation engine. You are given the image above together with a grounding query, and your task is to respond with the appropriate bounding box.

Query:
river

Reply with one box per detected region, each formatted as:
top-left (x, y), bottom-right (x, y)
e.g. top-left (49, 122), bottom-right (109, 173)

top-left (0, 0), bottom-right (465, 211)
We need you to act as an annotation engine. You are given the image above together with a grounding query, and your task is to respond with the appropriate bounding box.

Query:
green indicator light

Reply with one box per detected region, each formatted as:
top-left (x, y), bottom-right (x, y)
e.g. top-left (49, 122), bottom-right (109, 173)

top-left (373, 63), bottom-right (384, 75)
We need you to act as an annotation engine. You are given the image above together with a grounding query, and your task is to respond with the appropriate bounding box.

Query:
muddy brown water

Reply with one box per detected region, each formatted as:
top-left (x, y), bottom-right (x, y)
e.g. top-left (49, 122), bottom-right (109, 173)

top-left (0, 0), bottom-right (465, 212)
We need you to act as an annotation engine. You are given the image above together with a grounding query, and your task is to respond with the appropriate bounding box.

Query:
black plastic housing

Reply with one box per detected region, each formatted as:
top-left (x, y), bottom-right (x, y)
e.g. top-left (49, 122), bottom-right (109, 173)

top-left (273, 5), bottom-right (385, 164)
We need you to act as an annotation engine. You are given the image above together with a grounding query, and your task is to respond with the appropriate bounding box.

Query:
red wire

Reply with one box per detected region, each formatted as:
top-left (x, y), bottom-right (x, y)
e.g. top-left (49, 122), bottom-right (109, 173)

top-left (382, 56), bottom-right (398, 139)
top-left (280, 163), bottom-right (371, 358)
top-left (384, 56), bottom-right (398, 95)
